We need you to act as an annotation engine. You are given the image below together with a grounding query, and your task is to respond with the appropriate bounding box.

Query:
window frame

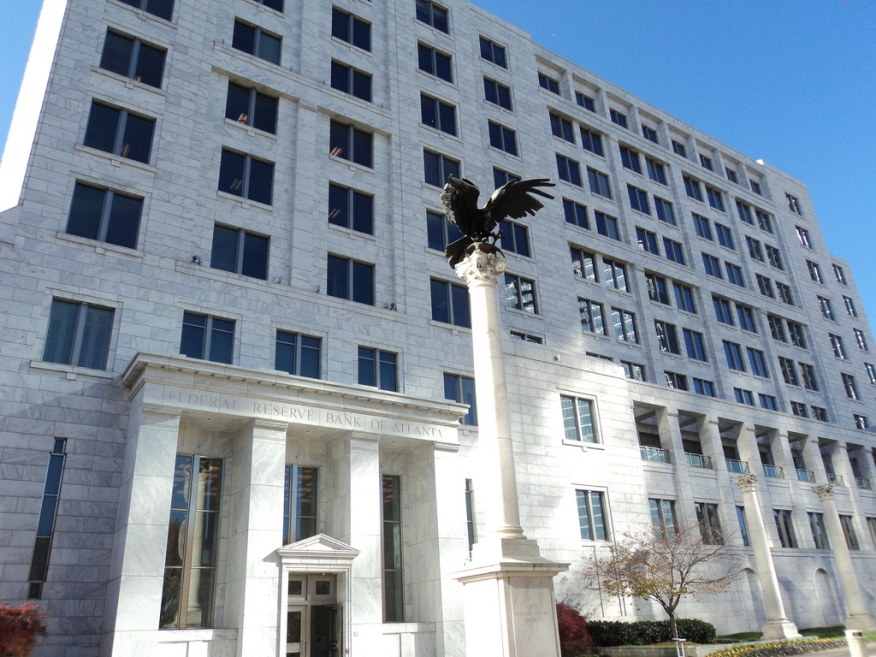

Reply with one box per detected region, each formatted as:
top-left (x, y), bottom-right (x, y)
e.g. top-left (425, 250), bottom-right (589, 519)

top-left (42, 299), bottom-right (115, 371)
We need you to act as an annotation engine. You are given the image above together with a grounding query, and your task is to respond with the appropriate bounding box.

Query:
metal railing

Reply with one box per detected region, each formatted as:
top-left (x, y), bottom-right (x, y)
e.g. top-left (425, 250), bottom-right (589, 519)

top-left (797, 469), bottom-right (815, 483)
top-left (685, 453), bottom-right (713, 469)
top-left (640, 446), bottom-right (670, 463)
top-left (726, 459), bottom-right (750, 474)
top-left (826, 473), bottom-right (845, 486)
top-left (762, 464), bottom-right (784, 479)
top-left (855, 476), bottom-right (870, 490)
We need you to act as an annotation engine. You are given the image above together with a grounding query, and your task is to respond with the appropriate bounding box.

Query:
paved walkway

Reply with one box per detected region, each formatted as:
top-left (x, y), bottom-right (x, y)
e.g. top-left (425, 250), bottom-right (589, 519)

top-left (808, 643), bottom-right (876, 657)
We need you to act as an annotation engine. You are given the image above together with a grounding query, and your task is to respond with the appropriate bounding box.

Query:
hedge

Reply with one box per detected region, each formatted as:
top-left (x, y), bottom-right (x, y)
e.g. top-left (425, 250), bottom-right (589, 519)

top-left (708, 638), bottom-right (846, 657)
top-left (587, 619), bottom-right (716, 646)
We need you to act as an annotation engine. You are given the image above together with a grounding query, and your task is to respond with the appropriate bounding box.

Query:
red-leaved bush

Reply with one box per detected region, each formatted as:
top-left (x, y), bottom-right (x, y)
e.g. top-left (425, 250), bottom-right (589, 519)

top-left (0, 603), bottom-right (47, 657)
top-left (556, 602), bottom-right (595, 657)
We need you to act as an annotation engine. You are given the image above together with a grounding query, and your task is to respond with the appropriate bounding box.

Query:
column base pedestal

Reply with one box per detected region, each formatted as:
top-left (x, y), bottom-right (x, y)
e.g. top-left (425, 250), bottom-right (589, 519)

top-left (760, 621), bottom-right (801, 640)
top-left (845, 614), bottom-right (876, 632)
top-left (453, 538), bottom-right (569, 657)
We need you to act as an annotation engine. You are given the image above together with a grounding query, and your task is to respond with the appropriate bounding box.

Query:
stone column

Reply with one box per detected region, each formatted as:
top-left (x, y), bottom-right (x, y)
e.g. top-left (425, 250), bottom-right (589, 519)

top-left (452, 245), bottom-right (567, 657)
top-left (813, 485), bottom-right (876, 631)
top-left (733, 474), bottom-right (801, 639)
top-left (225, 419), bottom-right (287, 657)
top-left (102, 401), bottom-right (181, 657)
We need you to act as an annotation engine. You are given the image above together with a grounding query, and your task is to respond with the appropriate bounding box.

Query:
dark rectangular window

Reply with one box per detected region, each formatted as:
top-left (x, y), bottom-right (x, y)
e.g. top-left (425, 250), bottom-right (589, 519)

top-left (275, 331), bottom-right (320, 379)
top-left (232, 20), bottom-right (281, 64)
top-left (493, 167), bottom-right (520, 189)
top-left (702, 253), bottom-right (721, 278)
top-left (774, 509), bottom-right (798, 548)
top-left (444, 373), bottom-right (477, 425)
top-left (66, 182), bottom-right (142, 249)
top-left (768, 314), bottom-right (787, 342)
top-left (655, 198), bottom-right (675, 225)
top-left (800, 363), bottom-right (818, 390)
top-left (488, 121), bottom-right (517, 155)
top-left (611, 307), bottom-right (637, 343)
top-left (620, 146), bottom-right (641, 174)
top-left (737, 201), bottom-right (754, 225)
top-left (84, 101), bottom-right (154, 163)
top-left (735, 388), bottom-right (755, 406)
top-left (779, 357), bottom-right (799, 386)
top-left (576, 92), bottom-right (595, 111)
top-left (465, 480), bottom-right (476, 551)
top-left (27, 439), bottom-right (67, 599)
top-left (646, 273), bottom-right (669, 305)
top-left (707, 186), bottom-right (725, 212)
top-left (118, 0), bottom-right (173, 20)
top-left (609, 108), bottom-right (627, 128)
top-left (694, 378), bottom-right (716, 397)
top-left (642, 125), bottom-right (658, 143)
top-left (674, 283), bottom-right (696, 314)
top-left (329, 183), bottom-right (373, 234)
top-left (210, 224), bottom-right (269, 279)
top-left (700, 154), bottom-right (713, 171)
top-left (723, 341), bottom-right (745, 371)
top-left (684, 176), bottom-right (703, 202)
top-left (330, 61), bottom-right (372, 102)
top-left (424, 151), bottom-right (459, 187)
top-left (622, 361), bottom-right (647, 381)
top-left (725, 263), bottom-right (744, 287)
top-left (511, 331), bottom-right (543, 344)
top-left (497, 220), bottom-right (530, 257)
top-left (683, 329), bottom-right (707, 361)
top-left (427, 210), bottom-right (462, 250)
top-left (577, 490), bottom-right (608, 540)
top-left (655, 320), bottom-right (680, 354)
top-left (667, 370), bottom-right (688, 390)
top-left (647, 158), bottom-right (667, 185)
top-left (225, 82), bottom-right (278, 133)
top-left (418, 43), bottom-right (452, 82)
top-left (550, 113), bottom-right (575, 143)
top-left (579, 298), bottom-right (605, 335)
top-left (663, 238), bottom-right (685, 265)
top-left (736, 304), bottom-right (757, 333)
top-left (479, 37), bottom-right (506, 67)
top-left (693, 213), bottom-right (712, 240)
top-left (808, 512), bottom-right (830, 550)
top-left (100, 30), bottom-right (165, 87)
top-left (359, 347), bottom-right (397, 392)
top-left (747, 236), bottom-right (764, 262)
top-left (538, 73), bottom-right (559, 94)
top-left (637, 228), bottom-right (659, 255)
top-left (556, 154), bottom-right (582, 186)
top-left (572, 248), bottom-right (596, 281)
top-left (329, 120), bottom-right (373, 168)
top-left (714, 223), bottom-right (734, 250)
top-left (430, 278), bottom-right (470, 328)
top-left (579, 128), bottom-right (603, 156)
top-left (788, 322), bottom-right (806, 348)
top-left (180, 313), bottom-right (234, 364)
top-left (650, 499), bottom-right (677, 539)
top-left (283, 466), bottom-right (318, 544)
top-left (587, 168), bottom-right (611, 198)
top-left (628, 185), bottom-right (649, 215)
top-left (43, 300), bottom-right (114, 370)
top-left (218, 149), bottom-right (274, 204)
top-left (756, 274), bottom-right (774, 298)
top-left (331, 7), bottom-right (370, 50)
top-left (726, 167), bottom-right (738, 183)
top-left (421, 94), bottom-right (456, 135)
top-left (483, 77), bottom-right (511, 110)
top-left (713, 296), bottom-right (733, 325)
top-left (416, 0), bottom-right (448, 32)
top-left (327, 255), bottom-right (374, 305)
top-left (777, 282), bottom-right (794, 306)
top-left (504, 274), bottom-right (537, 313)
top-left (672, 140), bottom-right (687, 157)
top-left (564, 199), bottom-right (588, 229)
top-left (160, 455), bottom-right (223, 628)
top-left (382, 475), bottom-right (403, 622)
top-left (695, 502), bottom-right (723, 545)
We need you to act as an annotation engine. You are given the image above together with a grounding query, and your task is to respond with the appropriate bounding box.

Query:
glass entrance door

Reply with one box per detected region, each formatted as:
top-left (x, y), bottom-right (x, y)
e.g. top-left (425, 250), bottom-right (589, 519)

top-left (286, 574), bottom-right (340, 657)
top-left (286, 606), bottom-right (304, 657)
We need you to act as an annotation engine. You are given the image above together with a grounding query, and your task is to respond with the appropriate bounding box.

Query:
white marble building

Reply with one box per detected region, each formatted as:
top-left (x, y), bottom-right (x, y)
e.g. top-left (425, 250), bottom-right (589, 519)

top-left (1, 0), bottom-right (876, 655)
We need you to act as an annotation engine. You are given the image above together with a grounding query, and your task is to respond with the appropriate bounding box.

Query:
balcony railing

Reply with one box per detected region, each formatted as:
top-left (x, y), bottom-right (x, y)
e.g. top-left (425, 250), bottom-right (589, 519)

top-left (855, 476), bottom-right (870, 490)
top-left (640, 446), bottom-right (670, 464)
top-left (797, 469), bottom-right (815, 483)
top-left (762, 464), bottom-right (784, 479)
top-left (826, 473), bottom-right (845, 486)
top-left (685, 453), bottom-right (713, 469)
top-left (726, 459), bottom-right (750, 474)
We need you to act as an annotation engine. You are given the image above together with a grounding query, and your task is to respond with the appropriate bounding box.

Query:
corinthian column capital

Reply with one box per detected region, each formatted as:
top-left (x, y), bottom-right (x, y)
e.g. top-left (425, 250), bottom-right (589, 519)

top-left (813, 484), bottom-right (836, 500)
top-left (455, 244), bottom-right (506, 285)
top-left (733, 473), bottom-right (759, 493)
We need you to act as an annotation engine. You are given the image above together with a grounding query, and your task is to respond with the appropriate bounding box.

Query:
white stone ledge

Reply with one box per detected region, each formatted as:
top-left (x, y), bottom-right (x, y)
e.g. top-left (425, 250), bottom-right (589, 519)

top-left (381, 622), bottom-right (436, 635)
top-left (29, 360), bottom-right (116, 380)
top-left (154, 628), bottom-right (237, 642)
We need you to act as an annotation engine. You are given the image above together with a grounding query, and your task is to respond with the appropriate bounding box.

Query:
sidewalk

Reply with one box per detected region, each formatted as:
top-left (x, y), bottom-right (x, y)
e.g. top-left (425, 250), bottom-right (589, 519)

top-left (808, 643), bottom-right (876, 657)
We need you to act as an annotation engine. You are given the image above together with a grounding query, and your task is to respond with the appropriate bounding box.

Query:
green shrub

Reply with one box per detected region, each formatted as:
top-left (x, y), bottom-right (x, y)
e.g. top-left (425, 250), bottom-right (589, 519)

top-left (587, 619), bottom-right (716, 646)
top-left (708, 638), bottom-right (845, 657)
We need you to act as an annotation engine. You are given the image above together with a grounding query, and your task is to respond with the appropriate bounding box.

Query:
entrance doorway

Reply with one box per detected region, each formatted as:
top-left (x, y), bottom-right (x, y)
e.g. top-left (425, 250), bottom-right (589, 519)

top-left (286, 574), bottom-right (341, 657)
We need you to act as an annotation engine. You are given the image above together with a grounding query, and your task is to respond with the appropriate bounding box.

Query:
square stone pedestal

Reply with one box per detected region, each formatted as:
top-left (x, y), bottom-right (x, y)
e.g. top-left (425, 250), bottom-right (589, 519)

top-left (761, 621), bottom-right (801, 640)
top-left (454, 538), bottom-right (568, 657)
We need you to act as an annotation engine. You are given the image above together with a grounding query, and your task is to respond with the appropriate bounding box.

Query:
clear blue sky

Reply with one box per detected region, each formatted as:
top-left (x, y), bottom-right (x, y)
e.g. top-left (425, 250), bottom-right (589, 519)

top-left (2, 0), bottom-right (874, 318)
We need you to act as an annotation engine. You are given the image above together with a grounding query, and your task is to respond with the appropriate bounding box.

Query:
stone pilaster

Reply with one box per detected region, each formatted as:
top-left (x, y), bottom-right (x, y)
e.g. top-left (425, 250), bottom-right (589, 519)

top-left (733, 474), bottom-right (801, 640)
top-left (813, 485), bottom-right (876, 631)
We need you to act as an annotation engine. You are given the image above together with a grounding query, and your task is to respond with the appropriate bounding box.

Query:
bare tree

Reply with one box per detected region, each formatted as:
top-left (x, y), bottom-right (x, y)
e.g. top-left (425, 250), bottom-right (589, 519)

top-left (588, 520), bottom-right (742, 639)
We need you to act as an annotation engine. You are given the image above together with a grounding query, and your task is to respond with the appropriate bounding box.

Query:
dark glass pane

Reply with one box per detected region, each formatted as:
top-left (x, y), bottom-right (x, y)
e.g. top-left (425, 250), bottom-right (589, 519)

top-left (352, 191), bottom-right (373, 234)
top-left (210, 225), bottom-right (239, 273)
top-left (513, 225), bottom-right (529, 257)
top-left (242, 232), bottom-right (268, 279)
top-left (382, 475), bottom-right (400, 520)
top-left (43, 300), bottom-right (79, 365)
top-left (247, 158), bottom-right (274, 205)
top-left (352, 19), bottom-right (370, 51)
top-left (416, 0), bottom-right (430, 23)
top-left (160, 568), bottom-right (183, 627)
top-left (379, 352), bottom-right (396, 392)
top-left (84, 103), bottom-right (120, 154)
top-left (430, 279), bottom-right (449, 323)
top-left (145, 0), bottom-right (173, 20)
top-left (199, 458), bottom-right (223, 511)
top-left (67, 183), bottom-right (105, 240)
top-left (225, 83), bottom-right (250, 124)
top-left (287, 610), bottom-right (302, 642)
top-left (297, 516), bottom-right (317, 541)
top-left (480, 37), bottom-right (491, 59)
top-left (383, 523), bottom-right (402, 568)
top-left (275, 332), bottom-right (296, 374)
top-left (35, 495), bottom-right (57, 536)
top-left (100, 31), bottom-right (133, 77)
top-left (384, 571), bottom-right (403, 622)
top-left (421, 96), bottom-right (437, 128)
top-left (352, 261), bottom-right (373, 305)
top-left (135, 43), bottom-right (165, 87)
top-left (461, 377), bottom-right (477, 425)
top-left (117, 0), bottom-right (139, 9)
top-left (300, 337), bottom-right (320, 378)
top-left (218, 150), bottom-right (245, 196)
top-left (488, 122), bottom-right (501, 149)
top-left (180, 313), bottom-right (206, 359)
top-left (170, 455), bottom-right (193, 509)
top-left (443, 158), bottom-right (459, 181)
top-left (258, 32), bottom-right (281, 65)
top-left (185, 567), bottom-right (214, 627)
top-left (106, 192), bottom-right (142, 248)
top-left (418, 44), bottom-right (432, 74)
top-left (328, 184), bottom-right (349, 228)
top-left (497, 85), bottom-right (510, 109)
top-left (352, 129), bottom-right (372, 167)
top-left (423, 151), bottom-right (440, 186)
top-left (296, 468), bottom-right (316, 517)
top-left (432, 6), bottom-right (448, 32)
top-left (44, 454), bottom-right (65, 496)
top-left (193, 512), bottom-right (219, 566)
top-left (427, 212), bottom-right (444, 250)
top-left (232, 21), bottom-right (256, 54)
top-left (331, 9), bottom-right (349, 42)
top-left (329, 122), bottom-right (347, 159)
top-left (451, 284), bottom-right (470, 328)
top-left (439, 103), bottom-right (455, 135)
top-left (493, 46), bottom-right (506, 68)
top-left (209, 320), bottom-right (234, 364)
top-left (262, 0), bottom-right (283, 11)
top-left (352, 70), bottom-right (371, 101)
top-left (326, 255), bottom-right (348, 299)
top-left (164, 509), bottom-right (188, 567)
top-left (503, 128), bottom-right (516, 155)
top-left (435, 52), bottom-right (451, 82)
top-left (253, 93), bottom-right (277, 133)
top-left (444, 374), bottom-right (458, 402)
top-left (28, 537), bottom-right (51, 582)
top-left (77, 305), bottom-right (113, 369)
top-left (484, 79), bottom-right (497, 104)
top-left (330, 61), bottom-right (349, 93)
top-left (358, 347), bottom-right (375, 386)
top-left (447, 220), bottom-right (462, 243)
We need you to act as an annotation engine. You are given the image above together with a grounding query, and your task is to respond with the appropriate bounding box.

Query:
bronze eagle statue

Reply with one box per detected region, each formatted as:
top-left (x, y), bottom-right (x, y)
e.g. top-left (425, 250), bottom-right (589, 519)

top-left (440, 176), bottom-right (555, 268)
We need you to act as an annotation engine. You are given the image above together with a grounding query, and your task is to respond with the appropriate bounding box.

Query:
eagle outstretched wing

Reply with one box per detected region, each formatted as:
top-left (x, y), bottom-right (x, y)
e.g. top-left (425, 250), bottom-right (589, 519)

top-left (440, 177), bottom-right (481, 237)
top-left (483, 178), bottom-right (555, 231)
